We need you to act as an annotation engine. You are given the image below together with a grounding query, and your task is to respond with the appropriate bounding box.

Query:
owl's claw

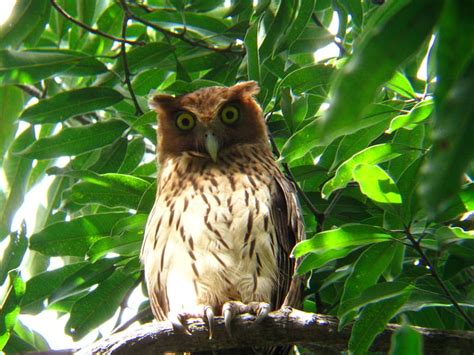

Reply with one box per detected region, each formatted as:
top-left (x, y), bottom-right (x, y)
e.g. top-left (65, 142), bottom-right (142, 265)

top-left (222, 301), bottom-right (271, 336)
top-left (168, 305), bottom-right (214, 339)
top-left (204, 305), bottom-right (214, 339)
top-left (253, 302), bottom-right (270, 324)
top-left (168, 311), bottom-right (191, 335)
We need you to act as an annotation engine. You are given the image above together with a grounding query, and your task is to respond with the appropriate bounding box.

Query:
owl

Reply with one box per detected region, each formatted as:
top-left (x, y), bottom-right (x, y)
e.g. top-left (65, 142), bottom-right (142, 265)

top-left (141, 81), bottom-right (305, 344)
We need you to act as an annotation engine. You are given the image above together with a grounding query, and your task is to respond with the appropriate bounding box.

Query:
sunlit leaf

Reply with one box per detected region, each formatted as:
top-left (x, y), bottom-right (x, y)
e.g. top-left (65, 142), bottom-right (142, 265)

top-left (29, 213), bottom-right (130, 257)
top-left (322, 143), bottom-right (411, 199)
top-left (292, 224), bottom-right (395, 258)
top-left (387, 99), bottom-right (433, 134)
top-left (17, 120), bottom-right (129, 159)
top-left (0, 225), bottom-right (27, 286)
top-left (0, 271), bottom-right (25, 350)
top-left (353, 164), bottom-right (402, 204)
top-left (320, 0), bottom-right (443, 143)
top-left (20, 88), bottom-right (123, 124)
top-left (66, 268), bottom-right (140, 340)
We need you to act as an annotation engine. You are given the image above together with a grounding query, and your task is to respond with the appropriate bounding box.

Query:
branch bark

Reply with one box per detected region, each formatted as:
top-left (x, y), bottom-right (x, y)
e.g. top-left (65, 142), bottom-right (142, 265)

top-left (78, 308), bottom-right (474, 354)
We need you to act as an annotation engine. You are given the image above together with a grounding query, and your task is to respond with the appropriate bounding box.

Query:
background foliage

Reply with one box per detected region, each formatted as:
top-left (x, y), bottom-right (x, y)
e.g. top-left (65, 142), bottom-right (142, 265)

top-left (1, 0), bottom-right (473, 353)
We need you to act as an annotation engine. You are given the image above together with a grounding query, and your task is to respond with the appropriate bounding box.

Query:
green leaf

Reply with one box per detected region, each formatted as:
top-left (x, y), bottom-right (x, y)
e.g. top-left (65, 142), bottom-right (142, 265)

top-left (386, 71), bottom-right (417, 99)
top-left (281, 102), bottom-right (401, 163)
top-left (330, 107), bottom-right (397, 171)
top-left (277, 64), bottom-right (334, 97)
top-left (0, 86), bottom-right (23, 163)
top-left (21, 262), bottom-right (87, 314)
top-left (273, 0), bottom-right (316, 55)
top-left (20, 88), bottom-right (123, 124)
top-left (142, 10), bottom-right (229, 37)
top-left (87, 230), bottom-right (142, 262)
top-left (353, 164), bottom-right (402, 204)
top-left (322, 143), bottom-right (411, 199)
top-left (0, 0), bottom-right (49, 49)
top-left (244, 19), bottom-right (260, 82)
top-left (340, 0), bottom-right (363, 28)
top-left (349, 290), bottom-right (411, 354)
top-left (0, 271), bottom-right (25, 350)
top-left (338, 242), bottom-right (398, 328)
top-left (320, 0), bottom-right (443, 143)
top-left (0, 225), bottom-right (27, 286)
top-left (4, 320), bottom-right (49, 353)
top-left (387, 99), bottom-right (433, 134)
top-left (118, 138), bottom-right (145, 174)
top-left (68, 173), bottom-right (150, 209)
top-left (259, 0), bottom-right (294, 61)
top-left (296, 246), bottom-right (355, 275)
top-left (292, 224), bottom-right (394, 258)
top-left (0, 127), bottom-right (34, 239)
top-left (0, 49), bottom-right (107, 84)
top-left (89, 137), bottom-right (128, 174)
top-left (339, 282), bottom-right (412, 324)
top-left (66, 268), bottom-right (139, 340)
top-left (389, 325), bottom-right (423, 355)
top-left (98, 43), bottom-right (174, 85)
top-left (434, 0), bottom-right (474, 103)
top-left (49, 258), bottom-right (120, 305)
top-left (17, 119), bottom-right (129, 160)
top-left (420, 60), bottom-right (474, 216)
top-left (29, 213), bottom-right (130, 257)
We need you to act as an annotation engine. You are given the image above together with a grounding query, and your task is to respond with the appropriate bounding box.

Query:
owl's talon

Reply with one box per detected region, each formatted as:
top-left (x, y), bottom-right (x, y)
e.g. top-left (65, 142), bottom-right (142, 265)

top-left (204, 305), bottom-right (214, 339)
top-left (223, 304), bottom-right (234, 336)
top-left (168, 311), bottom-right (191, 335)
top-left (254, 302), bottom-right (270, 324)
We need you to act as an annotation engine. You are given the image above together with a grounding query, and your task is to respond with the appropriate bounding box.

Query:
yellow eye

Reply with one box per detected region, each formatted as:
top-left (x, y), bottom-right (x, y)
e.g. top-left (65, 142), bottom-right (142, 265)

top-left (220, 105), bottom-right (240, 125)
top-left (176, 112), bottom-right (195, 131)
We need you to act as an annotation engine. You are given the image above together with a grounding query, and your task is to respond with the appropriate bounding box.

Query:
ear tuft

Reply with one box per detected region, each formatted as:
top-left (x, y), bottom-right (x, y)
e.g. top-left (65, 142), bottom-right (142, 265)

top-left (233, 81), bottom-right (260, 96)
top-left (149, 94), bottom-right (175, 111)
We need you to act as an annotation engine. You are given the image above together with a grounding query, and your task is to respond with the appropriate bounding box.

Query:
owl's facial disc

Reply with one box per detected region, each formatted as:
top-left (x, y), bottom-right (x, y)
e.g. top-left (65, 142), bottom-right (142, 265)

top-left (204, 131), bottom-right (219, 162)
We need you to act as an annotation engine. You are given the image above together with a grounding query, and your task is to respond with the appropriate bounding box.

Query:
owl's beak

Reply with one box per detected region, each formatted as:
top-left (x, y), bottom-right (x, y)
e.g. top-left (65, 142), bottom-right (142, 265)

top-left (204, 132), bottom-right (219, 162)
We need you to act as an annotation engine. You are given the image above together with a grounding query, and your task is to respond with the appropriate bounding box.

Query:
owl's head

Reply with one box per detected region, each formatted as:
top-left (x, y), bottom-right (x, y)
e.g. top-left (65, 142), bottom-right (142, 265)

top-left (150, 81), bottom-right (267, 162)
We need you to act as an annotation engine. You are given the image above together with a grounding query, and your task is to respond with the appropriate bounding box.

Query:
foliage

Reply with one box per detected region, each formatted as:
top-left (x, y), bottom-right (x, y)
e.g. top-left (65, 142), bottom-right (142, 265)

top-left (1, 0), bottom-right (473, 353)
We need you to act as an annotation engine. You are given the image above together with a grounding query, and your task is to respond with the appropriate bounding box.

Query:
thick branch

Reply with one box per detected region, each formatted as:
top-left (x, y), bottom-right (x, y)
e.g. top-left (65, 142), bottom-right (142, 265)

top-left (78, 308), bottom-right (474, 354)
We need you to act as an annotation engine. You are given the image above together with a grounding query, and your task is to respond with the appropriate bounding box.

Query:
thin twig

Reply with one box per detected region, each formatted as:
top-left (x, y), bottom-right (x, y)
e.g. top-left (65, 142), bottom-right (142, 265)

top-left (113, 277), bottom-right (142, 331)
top-left (324, 189), bottom-right (342, 218)
top-left (15, 84), bottom-right (42, 98)
top-left (405, 227), bottom-right (474, 328)
top-left (50, 0), bottom-right (144, 46)
top-left (112, 307), bottom-right (153, 334)
top-left (119, 0), bottom-right (244, 55)
top-left (120, 16), bottom-right (144, 116)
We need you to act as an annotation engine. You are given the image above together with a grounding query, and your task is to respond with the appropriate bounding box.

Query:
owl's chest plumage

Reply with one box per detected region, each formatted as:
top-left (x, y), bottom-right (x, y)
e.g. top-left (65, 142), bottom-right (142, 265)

top-left (142, 144), bottom-right (282, 317)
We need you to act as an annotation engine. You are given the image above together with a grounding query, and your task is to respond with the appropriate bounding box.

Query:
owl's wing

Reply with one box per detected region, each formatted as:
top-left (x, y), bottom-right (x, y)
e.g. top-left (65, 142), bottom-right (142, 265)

top-left (141, 204), bottom-right (169, 321)
top-left (271, 173), bottom-right (305, 309)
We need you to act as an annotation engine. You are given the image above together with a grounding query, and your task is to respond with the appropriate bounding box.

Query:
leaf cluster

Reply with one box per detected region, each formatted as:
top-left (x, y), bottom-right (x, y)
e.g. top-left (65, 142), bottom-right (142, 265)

top-left (0, 0), bottom-right (473, 353)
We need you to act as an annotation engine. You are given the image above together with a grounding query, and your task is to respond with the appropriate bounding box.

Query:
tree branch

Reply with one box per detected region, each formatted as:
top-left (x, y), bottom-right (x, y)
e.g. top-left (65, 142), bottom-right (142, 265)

top-left (50, 0), bottom-right (144, 46)
top-left (120, 16), bottom-right (144, 116)
top-left (405, 227), bottom-right (474, 328)
top-left (118, 0), bottom-right (244, 55)
top-left (78, 308), bottom-right (474, 354)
